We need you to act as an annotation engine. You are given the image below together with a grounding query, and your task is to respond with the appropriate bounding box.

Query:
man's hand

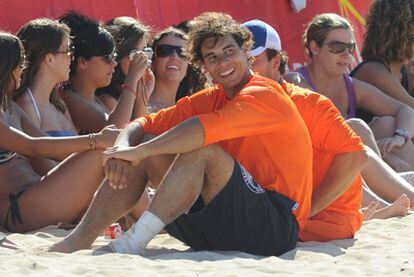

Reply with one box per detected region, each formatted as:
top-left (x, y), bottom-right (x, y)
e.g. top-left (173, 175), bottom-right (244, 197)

top-left (104, 158), bottom-right (132, 190)
top-left (103, 145), bottom-right (148, 167)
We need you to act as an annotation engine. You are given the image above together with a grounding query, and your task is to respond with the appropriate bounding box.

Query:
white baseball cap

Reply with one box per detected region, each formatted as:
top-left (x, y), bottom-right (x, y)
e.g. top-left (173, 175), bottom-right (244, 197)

top-left (242, 19), bottom-right (282, 56)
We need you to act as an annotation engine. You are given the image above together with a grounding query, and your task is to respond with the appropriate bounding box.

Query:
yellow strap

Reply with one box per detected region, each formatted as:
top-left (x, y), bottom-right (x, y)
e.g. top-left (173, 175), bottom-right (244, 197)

top-left (339, 0), bottom-right (366, 26)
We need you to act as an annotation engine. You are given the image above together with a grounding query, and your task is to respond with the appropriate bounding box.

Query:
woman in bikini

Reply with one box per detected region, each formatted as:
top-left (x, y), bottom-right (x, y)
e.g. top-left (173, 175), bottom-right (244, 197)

top-left (58, 11), bottom-right (150, 133)
top-left (14, 18), bottom-right (76, 137)
top-left (0, 32), bottom-right (118, 232)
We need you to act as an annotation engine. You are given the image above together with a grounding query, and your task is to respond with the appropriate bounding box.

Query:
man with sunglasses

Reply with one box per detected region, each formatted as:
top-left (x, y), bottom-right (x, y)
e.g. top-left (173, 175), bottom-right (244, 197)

top-left (243, 19), bottom-right (368, 241)
top-left (50, 12), bottom-right (313, 256)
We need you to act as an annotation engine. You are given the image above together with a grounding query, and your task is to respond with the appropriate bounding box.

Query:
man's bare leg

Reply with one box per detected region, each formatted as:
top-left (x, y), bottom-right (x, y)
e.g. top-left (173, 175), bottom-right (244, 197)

top-left (49, 152), bottom-right (176, 253)
top-left (108, 145), bottom-right (234, 254)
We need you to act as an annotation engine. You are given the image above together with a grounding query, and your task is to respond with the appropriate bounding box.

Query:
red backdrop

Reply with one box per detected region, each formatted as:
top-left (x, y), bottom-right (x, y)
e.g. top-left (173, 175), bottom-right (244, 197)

top-left (0, 0), bottom-right (371, 69)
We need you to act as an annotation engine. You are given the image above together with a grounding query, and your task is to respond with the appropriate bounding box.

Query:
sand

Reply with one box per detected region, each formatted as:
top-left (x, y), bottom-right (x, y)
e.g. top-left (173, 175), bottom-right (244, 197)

top-left (1, 214), bottom-right (414, 276)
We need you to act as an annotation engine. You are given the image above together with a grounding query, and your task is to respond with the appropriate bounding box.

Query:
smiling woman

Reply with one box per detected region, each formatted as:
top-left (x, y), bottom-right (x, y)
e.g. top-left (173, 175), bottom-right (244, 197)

top-left (146, 27), bottom-right (191, 113)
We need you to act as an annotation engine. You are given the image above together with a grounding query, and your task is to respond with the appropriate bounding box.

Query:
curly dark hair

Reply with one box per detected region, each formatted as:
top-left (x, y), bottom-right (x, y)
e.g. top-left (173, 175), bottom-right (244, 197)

top-left (303, 13), bottom-right (352, 58)
top-left (361, 0), bottom-right (414, 65)
top-left (15, 18), bottom-right (70, 113)
top-left (187, 12), bottom-right (253, 69)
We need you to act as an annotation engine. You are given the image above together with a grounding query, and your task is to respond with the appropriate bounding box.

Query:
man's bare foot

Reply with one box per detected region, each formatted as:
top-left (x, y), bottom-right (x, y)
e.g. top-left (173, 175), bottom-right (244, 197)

top-left (361, 200), bottom-right (380, 221)
top-left (48, 237), bottom-right (90, 253)
top-left (373, 194), bottom-right (411, 219)
top-left (384, 154), bottom-right (414, 172)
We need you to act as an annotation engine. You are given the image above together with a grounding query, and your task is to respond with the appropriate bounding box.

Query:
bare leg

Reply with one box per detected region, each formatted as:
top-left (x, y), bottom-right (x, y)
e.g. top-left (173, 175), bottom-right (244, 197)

top-left (361, 147), bottom-right (414, 205)
top-left (49, 152), bottom-right (176, 253)
top-left (106, 145), bottom-right (234, 254)
top-left (347, 118), bottom-right (381, 155)
top-left (148, 145), bottom-right (234, 224)
top-left (362, 181), bottom-right (388, 208)
top-left (5, 150), bottom-right (104, 232)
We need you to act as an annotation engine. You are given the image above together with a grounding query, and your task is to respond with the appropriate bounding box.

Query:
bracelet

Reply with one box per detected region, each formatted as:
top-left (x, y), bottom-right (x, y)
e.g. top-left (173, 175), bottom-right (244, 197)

top-left (393, 128), bottom-right (410, 144)
top-left (88, 133), bottom-right (96, 150)
top-left (121, 83), bottom-right (137, 97)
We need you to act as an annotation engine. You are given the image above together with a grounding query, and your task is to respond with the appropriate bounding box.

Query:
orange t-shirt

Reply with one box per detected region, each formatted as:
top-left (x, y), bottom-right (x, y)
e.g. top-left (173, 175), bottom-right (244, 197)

top-left (135, 74), bottom-right (313, 229)
top-left (281, 81), bottom-right (364, 240)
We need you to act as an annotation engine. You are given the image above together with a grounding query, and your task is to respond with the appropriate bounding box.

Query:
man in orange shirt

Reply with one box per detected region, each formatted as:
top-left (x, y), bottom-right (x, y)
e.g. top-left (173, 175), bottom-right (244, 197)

top-left (50, 12), bottom-right (313, 256)
top-left (243, 19), bottom-right (368, 241)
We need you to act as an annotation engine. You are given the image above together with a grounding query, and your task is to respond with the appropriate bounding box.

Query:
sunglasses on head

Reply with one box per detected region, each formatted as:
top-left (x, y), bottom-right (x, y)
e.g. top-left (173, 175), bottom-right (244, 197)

top-left (154, 44), bottom-right (185, 59)
top-left (323, 40), bottom-right (356, 54)
top-left (102, 51), bottom-right (118, 64)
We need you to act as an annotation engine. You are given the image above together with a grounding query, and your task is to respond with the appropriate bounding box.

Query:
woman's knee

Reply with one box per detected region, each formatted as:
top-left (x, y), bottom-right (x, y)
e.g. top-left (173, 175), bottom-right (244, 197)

top-left (347, 118), bottom-right (375, 139)
top-left (369, 116), bottom-right (395, 138)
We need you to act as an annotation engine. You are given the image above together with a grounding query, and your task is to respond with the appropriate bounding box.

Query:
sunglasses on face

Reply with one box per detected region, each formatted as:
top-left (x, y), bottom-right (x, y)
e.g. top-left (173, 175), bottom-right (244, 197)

top-left (102, 52), bottom-right (118, 64)
top-left (323, 40), bottom-right (356, 54)
top-left (129, 47), bottom-right (153, 61)
top-left (55, 45), bottom-right (75, 56)
top-left (154, 44), bottom-right (185, 59)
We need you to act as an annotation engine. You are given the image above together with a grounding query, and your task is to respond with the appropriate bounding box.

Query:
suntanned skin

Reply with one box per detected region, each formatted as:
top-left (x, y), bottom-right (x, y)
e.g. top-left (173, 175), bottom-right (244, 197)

top-left (49, 35), bottom-right (254, 253)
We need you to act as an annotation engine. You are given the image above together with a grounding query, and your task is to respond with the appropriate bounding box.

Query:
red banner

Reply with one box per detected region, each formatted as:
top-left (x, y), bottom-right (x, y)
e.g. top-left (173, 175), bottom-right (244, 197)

top-left (0, 0), bottom-right (371, 70)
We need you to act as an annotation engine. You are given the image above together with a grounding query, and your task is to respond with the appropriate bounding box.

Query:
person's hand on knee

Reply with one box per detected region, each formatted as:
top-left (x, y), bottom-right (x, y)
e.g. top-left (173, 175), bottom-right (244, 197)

top-left (105, 158), bottom-right (131, 189)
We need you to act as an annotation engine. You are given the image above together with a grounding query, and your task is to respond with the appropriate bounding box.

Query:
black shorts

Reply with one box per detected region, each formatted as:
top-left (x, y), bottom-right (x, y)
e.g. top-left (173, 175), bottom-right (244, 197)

top-left (165, 161), bottom-right (299, 256)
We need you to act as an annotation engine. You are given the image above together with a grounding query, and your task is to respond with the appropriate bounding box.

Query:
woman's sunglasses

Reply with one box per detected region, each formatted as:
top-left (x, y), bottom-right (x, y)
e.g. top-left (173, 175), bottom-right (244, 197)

top-left (102, 52), bottom-right (118, 64)
top-left (54, 45), bottom-right (75, 56)
top-left (323, 40), bottom-right (356, 55)
top-left (154, 44), bottom-right (186, 59)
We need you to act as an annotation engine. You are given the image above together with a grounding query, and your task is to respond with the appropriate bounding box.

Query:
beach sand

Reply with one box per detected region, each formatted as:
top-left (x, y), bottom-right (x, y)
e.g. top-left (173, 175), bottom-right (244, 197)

top-left (1, 214), bottom-right (414, 276)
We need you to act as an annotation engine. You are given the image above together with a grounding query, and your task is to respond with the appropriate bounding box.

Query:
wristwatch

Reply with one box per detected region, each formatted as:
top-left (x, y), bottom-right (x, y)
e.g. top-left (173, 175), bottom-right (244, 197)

top-left (393, 128), bottom-right (410, 144)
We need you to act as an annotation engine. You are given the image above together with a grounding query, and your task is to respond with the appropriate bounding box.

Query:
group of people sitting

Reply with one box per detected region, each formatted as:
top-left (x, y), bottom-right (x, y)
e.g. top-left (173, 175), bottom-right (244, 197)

top-left (1, 0), bottom-right (414, 257)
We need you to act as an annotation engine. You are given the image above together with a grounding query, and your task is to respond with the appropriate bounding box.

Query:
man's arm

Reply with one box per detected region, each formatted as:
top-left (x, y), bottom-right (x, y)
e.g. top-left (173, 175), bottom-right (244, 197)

top-left (310, 150), bottom-right (368, 217)
top-left (104, 116), bottom-right (205, 167)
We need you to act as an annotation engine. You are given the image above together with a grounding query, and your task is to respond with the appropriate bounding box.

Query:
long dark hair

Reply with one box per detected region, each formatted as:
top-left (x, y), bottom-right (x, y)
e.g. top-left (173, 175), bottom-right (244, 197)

top-left (15, 18), bottom-right (69, 113)
top-left (0, 32), bottom-right (24, 112)
top-left (59, 10), bottom-right (115, 79)
top-left (96, 16), bottom-right (150, 99)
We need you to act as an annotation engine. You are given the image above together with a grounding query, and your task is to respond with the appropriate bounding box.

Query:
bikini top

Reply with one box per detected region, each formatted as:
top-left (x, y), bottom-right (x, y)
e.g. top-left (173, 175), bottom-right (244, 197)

top-left (46, 130), bottom-right (77, 137)
top-left (27, 88), bottom-right (76, 136)
top-left (297, 66), bottom-right (357, 119)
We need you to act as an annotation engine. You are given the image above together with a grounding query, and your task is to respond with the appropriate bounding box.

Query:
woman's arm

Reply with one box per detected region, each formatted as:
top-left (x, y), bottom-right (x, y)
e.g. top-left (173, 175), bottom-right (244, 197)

top-left (355, 79), bottom-right (414, 136)
top-left (353, 62), bottom-right (414, 109)
top-left (0, 103), bottom-right (119, 160)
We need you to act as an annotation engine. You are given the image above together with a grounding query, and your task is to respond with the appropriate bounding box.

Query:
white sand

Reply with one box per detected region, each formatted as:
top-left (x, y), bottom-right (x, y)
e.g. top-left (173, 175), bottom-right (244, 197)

top-left (1, 214), bottom-right (414, 276)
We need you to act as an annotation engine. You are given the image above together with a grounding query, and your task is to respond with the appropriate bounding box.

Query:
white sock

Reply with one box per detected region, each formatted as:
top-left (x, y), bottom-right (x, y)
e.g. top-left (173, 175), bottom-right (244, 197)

top-left (109, 210), bottom-right (165, 255)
